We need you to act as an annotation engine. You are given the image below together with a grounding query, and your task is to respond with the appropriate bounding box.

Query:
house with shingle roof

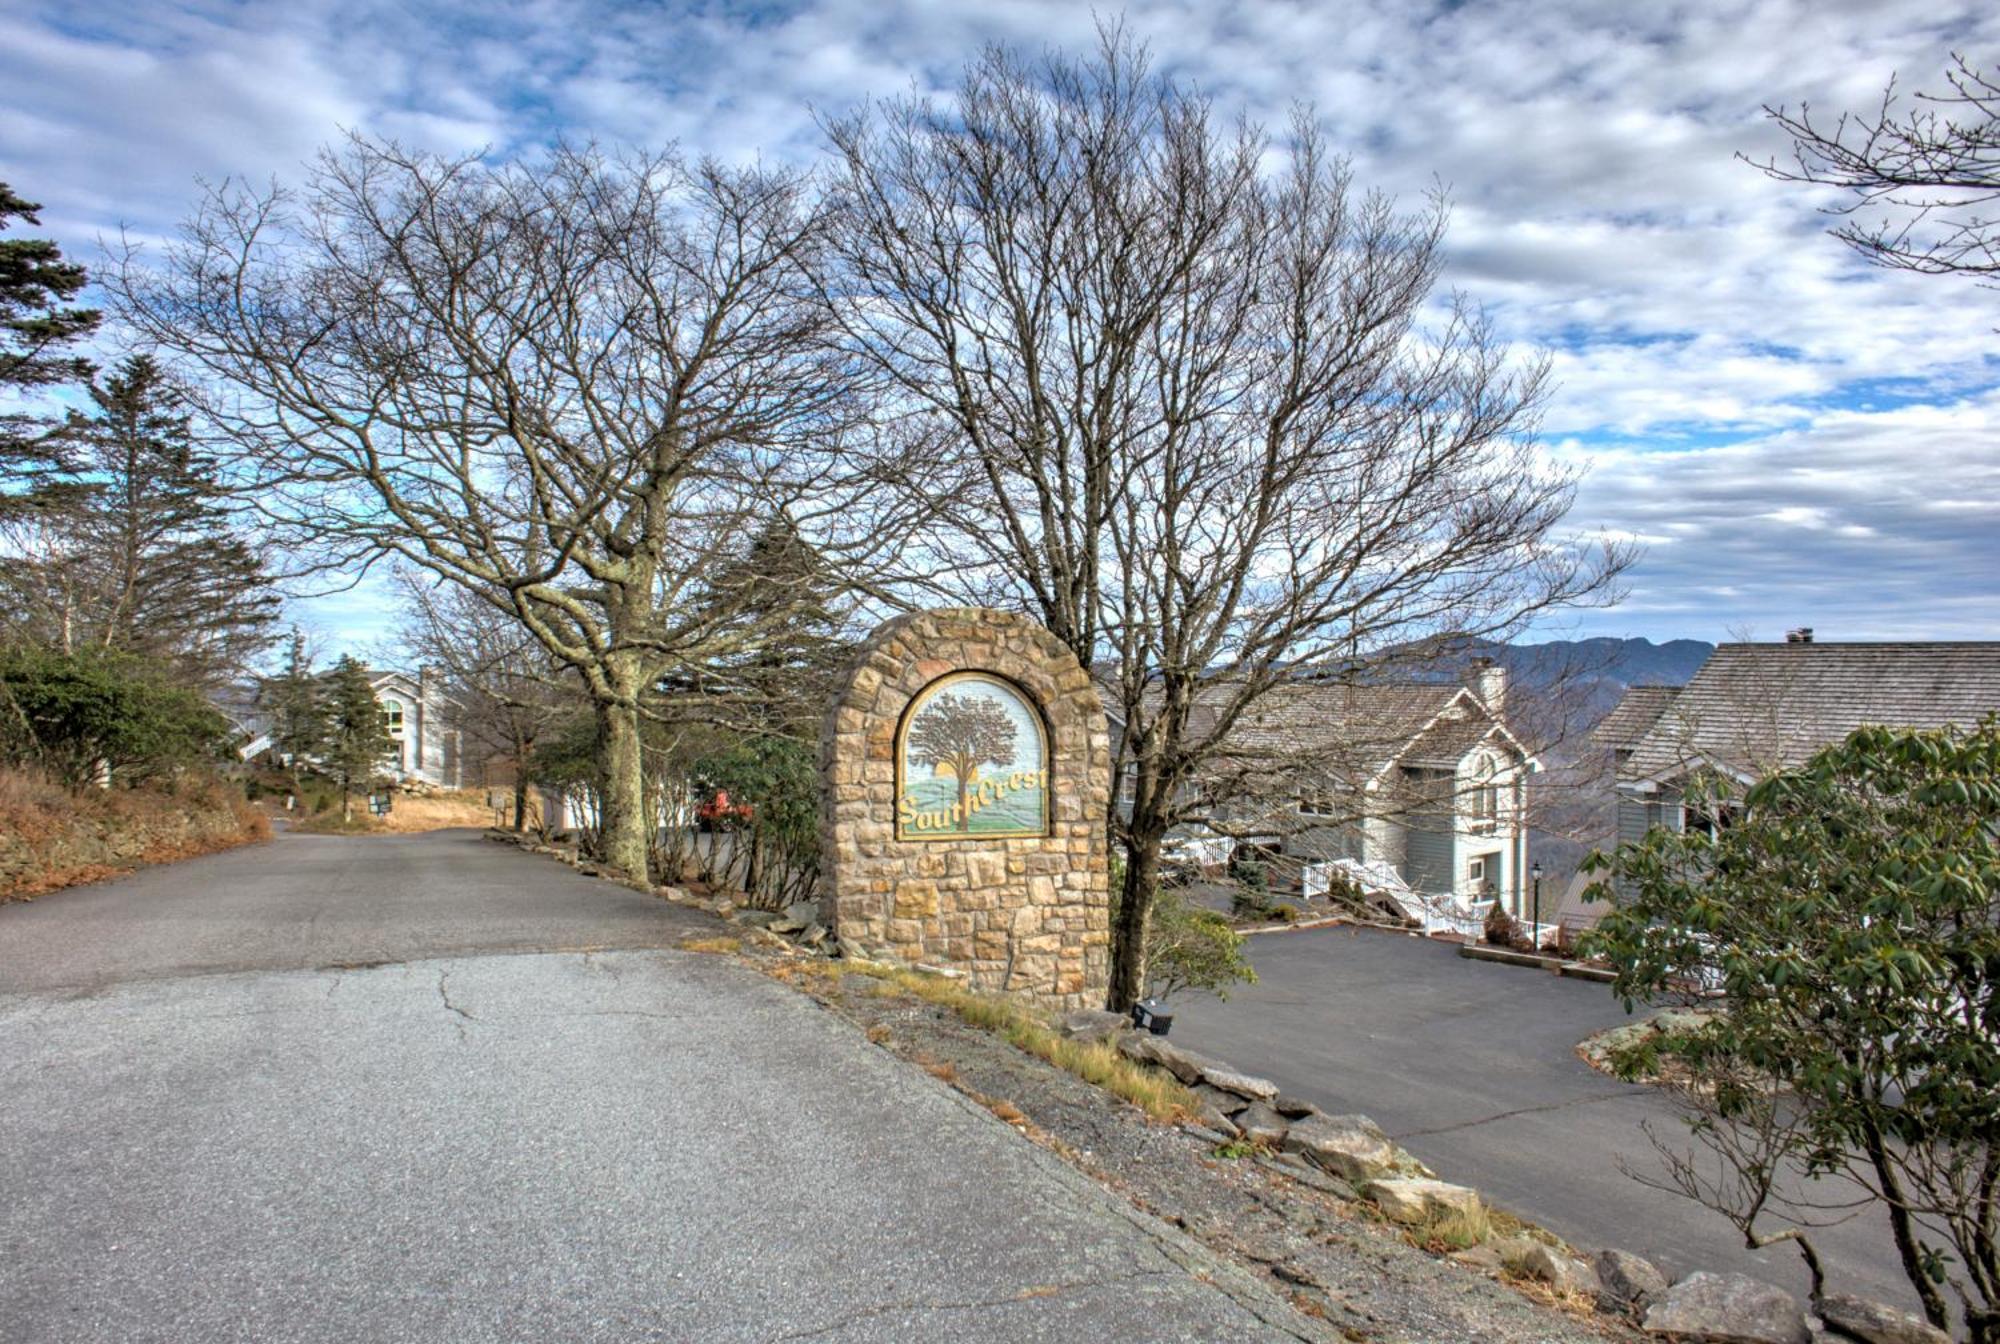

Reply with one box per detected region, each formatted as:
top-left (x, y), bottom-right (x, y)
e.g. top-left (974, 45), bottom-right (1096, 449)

top-left (1108, 663), bottom-right (1538, 918)
top-left (1605, 631), bottom-right (2000, 850)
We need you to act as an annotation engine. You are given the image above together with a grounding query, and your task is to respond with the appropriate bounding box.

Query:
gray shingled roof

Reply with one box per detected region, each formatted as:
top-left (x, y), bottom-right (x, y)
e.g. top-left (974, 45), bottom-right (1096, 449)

top-left (1622, 642), bottom-right (2000, 781)
top-left (1592, 685), bottom-right (1682, 754)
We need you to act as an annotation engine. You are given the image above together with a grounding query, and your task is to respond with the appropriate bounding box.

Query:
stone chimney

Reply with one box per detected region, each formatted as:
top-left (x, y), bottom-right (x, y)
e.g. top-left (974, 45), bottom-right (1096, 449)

top-left (1469, 656), bottom-right (1507, 718)
top-left (1785, 628), bottom-right (1814, 644)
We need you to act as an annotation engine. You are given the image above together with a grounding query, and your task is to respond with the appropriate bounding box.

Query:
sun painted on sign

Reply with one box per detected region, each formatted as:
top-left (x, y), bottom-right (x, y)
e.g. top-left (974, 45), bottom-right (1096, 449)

top-left (896, 673), bottom-right (1049, 840)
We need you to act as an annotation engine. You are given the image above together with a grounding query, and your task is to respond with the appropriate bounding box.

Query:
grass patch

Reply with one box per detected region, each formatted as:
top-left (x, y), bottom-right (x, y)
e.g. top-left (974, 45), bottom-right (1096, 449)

top-left (849, 964), bottom-right (1196, 1123)
top-left (1414, 1203), bottom-right (1494, 1252)
top-left (678, 935), bottom-right (743, 955)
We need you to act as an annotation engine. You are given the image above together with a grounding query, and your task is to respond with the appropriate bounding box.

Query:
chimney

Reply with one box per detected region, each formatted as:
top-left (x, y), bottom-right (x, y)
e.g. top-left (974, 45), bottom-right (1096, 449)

top-left (1785, 628), bottom-right (1814, 644)
top-left (1469, 656), bottom-right (1507, 718)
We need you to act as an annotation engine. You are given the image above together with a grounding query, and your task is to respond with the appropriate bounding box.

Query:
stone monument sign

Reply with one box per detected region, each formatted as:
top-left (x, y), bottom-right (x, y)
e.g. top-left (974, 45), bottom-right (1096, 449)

top-left (819, 608), bottom-right (1110, 1007)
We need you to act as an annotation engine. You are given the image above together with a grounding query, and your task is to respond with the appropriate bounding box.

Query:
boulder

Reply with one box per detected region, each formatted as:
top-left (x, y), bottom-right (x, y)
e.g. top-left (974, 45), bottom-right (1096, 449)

top-left (1191, 1083), bottom-right (1253, 1118)
top-left (1057, 1009), bottom-right (1129, 1042)
top-left (798, 922), bottom-right (828, 948)
top-left (1451, 1244), bottom-right (1506, 1274)
top-left (1233, 1102), bottom-right (1289, 1146)
top-left (1272, 1093), bottom-right (1320, 1119)
top-left (1281, 1112), bottom-right (1402, 1183)
top-left (1115, 1032), bottom-right (1220, 1085)
top-left (1595, 1248), bottom-right (1670, 1312)
top-left (1198, 1063), bottom-right (1280, 1104)
top-left (1816, 1294), bottom-right (1950, 1344)
top-left (1502, 1239), bottom-right (1599, 1298)
top-left (781, 899), bottom-right (821, 927)
top-left (731, 909), bottom-right (782, 929)
top-left (769, 914), bottom-right (807, 935)
top-left (1362, 1177), bottom-right (1484, 1225)
top-left (1643, 1273), bottom-right (1811, 1344)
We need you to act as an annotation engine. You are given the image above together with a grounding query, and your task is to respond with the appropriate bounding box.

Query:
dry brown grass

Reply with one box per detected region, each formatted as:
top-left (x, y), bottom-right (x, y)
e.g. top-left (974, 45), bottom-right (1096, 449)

top-left (848, 964), bottom-right (1196, 1123)
top-left (292, 789), bottom-right (496, 834)
top-left (0, 767), bottom-right (267, 900)
top-left (677, 935), bottom-right (743, 955)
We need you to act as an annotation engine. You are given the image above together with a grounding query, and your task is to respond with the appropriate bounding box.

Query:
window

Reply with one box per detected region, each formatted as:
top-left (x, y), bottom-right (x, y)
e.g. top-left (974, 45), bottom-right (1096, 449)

top-left (383, 700), bottom-right (404, 735)
top-left (1682, 801), bottom-right (1735, 840)
top-left (1467, 855), bottom-right (1486, 883)
top-left (1468, 853), bottom-right (1499, 899)
top-left (1466, 756), bottom-right (1500, 828)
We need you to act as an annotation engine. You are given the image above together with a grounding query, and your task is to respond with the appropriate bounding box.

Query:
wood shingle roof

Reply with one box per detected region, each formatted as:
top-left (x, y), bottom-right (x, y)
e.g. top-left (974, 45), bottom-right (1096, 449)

top-left (1622, 641), bottom-right (2000, 782)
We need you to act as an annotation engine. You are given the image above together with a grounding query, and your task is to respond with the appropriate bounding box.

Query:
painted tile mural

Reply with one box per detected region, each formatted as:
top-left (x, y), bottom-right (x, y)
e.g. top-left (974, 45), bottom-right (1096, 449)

top-left (896, 673), bottom-right (1049, 840)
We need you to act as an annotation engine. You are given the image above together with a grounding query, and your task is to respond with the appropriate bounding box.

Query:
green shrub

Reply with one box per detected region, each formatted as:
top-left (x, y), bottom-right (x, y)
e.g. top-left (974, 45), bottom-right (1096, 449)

top-left (0, 645), bottom-right (230, 789)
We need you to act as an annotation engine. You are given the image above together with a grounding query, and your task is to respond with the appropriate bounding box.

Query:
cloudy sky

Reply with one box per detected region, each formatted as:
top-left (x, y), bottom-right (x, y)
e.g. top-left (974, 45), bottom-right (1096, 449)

top-left (4, 0), bottom-right (1996, 649)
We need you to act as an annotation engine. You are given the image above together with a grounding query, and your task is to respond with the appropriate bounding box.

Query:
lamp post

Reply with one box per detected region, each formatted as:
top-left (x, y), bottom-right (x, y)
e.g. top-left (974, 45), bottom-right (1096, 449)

top-left (1530, 862), bottom-right (1544, 950)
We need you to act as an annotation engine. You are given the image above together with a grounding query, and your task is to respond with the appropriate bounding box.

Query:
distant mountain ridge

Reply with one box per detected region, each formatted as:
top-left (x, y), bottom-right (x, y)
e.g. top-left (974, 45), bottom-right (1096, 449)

top-left (1492, 637), bottom-right (1714, 691)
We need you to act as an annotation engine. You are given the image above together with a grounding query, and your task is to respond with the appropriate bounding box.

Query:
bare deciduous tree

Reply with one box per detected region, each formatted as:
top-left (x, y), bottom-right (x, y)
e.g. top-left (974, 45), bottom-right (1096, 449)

top-left (396, 572), bottom-right (576, 830)
top-left (825, 33), bottom-right (1628, 1008)
top-left (1752, 54), bottom-right (2000, 288)
top-left (113, 137), bottom-right (876, 879)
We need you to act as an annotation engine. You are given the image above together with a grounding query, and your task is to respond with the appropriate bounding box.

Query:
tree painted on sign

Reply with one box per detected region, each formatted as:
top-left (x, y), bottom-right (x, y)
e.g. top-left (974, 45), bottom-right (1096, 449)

top-left (906, 693), bottom-right (1018, 832)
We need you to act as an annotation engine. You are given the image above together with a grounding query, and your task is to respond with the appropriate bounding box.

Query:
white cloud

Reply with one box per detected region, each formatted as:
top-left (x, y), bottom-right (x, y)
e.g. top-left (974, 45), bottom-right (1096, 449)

top-left (3, 0), bottom-right (1996, 645)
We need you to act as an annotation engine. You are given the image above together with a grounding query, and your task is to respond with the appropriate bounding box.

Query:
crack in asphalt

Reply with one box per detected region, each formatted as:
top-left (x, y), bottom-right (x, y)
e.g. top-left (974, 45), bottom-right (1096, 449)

top-left (434, 969), bottom-right (475, 1039)
top-left (1390, 1086), bottom-right (1649, 1141)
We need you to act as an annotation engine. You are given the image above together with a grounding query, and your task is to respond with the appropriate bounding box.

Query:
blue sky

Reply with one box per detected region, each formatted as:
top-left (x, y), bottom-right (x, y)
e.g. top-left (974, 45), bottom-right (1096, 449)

top-left (4, 0), bottom-right (1997, 651)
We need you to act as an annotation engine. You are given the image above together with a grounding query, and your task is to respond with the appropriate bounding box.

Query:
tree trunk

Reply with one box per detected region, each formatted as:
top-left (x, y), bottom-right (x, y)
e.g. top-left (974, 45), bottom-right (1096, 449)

top-left (596, 699), bottom-right (649, 883)
top-left (1106, 831), bottom-right (1162, 1012)
top-left (512, 774), bottom-right (530, 833)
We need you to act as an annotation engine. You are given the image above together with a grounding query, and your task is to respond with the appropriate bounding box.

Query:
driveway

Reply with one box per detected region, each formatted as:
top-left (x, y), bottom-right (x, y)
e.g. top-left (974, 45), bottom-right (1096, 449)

top-left (0, 831), bottom-right (1301, 1343)
top-left (1170, 924), bottom-right (1912, 1309)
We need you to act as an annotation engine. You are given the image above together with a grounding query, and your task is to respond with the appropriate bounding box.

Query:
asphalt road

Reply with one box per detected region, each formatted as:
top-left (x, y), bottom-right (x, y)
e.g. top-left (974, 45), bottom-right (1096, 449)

top-left (1169, 924), bottom-right (1912, 1309)
top-left (0, 831), bottom-right (1302, 1343)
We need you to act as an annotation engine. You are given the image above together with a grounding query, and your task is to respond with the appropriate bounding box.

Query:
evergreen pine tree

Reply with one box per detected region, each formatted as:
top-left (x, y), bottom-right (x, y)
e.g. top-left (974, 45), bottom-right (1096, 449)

top-left (321, 655), bottom-right (392, 821)
top-left (266, 632), bottom-right (326, 789)
top-left (1, 183), bottom-right (99, 512)
top-left (67, 356), bottom-right (279, 683)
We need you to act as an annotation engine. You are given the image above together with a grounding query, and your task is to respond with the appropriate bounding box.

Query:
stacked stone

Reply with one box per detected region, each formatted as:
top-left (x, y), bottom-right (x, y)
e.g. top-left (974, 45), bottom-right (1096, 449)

top-left (818, 608), bottom-right (1111, 1008)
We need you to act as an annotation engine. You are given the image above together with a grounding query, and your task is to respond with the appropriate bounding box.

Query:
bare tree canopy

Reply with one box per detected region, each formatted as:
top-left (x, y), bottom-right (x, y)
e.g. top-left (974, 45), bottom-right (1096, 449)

top-left (824, 31), bottom-right (1628, 1007)
top-left (1754, 54), bottom-right (2000, 286)
top-left (112, 136), bottom-right (881, 879)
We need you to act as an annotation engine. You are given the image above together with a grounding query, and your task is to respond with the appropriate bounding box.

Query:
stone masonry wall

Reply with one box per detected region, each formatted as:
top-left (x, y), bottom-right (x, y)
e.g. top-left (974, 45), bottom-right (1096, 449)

top-left (819, 608), bottom-right (1111, 1009)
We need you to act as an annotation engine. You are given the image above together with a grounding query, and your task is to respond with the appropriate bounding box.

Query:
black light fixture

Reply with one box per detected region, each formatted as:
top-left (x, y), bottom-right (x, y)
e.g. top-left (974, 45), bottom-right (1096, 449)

top-left (1131, 998), bottom-right (1174, 1036)
top-left (1530, 862), bottom-right (1545, 949)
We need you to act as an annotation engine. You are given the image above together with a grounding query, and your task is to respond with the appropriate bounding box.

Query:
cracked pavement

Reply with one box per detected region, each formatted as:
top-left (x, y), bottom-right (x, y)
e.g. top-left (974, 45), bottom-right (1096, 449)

top-left (0, 830), bottom-right (1307, 1342)
top-left (1170, 923), bottom-right (1913, 1310)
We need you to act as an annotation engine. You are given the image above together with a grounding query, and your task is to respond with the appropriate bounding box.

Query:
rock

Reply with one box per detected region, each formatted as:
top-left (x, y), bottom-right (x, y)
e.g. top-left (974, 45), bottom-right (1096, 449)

top-left (912, 962), bottom-right (967, 980)
top-left (1191, 1083), bottom-right (1253, 1117)
top-left (1502, 1239), bottom-right (1598, 1297)
top-left (1057, 1008), bottom-right (1129, 1042)
top-left (1451, 1244), bottom-right (1506, 1273)
top-left (1282, 1112), bottom-right (1402, 1183)
top-left (1272, 1093), bottom-right (1320, 1119)
top-left (798, 922), bottom-right (828, 948)
top-left (1816, 1294), bottom-right (1950, 1344)
top-left (731, 909), bottom-right (781, 928)
top-left (1362, 1177), bottom-right (1485, 1225)
top-left (1643, 1273), bottom-right (1811, 1344)
top-left (769, 915), bottom-right (807, 934)
top-left (781, 899), bottom-right (820, 927)
top-left (1198, 1063), bottom-right (1280, 1104)
top-left (1234, 1102), bottom-right (1289, 1146)
top-left (1596, 1248), bottom-right (1670, 1312)
top-left (1183, 1122), bottom-right (1235, 1146)
top-left (1116, 1032), bottom-right (1221, 1084)
top-left (1254, 1154), bottom-right (1356, 1198)
top-left (1190, 1100), bottom-right (1240, 1134)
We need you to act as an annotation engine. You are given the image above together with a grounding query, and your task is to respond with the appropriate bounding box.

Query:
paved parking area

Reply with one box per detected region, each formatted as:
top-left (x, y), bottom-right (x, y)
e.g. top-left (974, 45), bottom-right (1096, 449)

top-left (1170, 924), bottom-right (1911, 1308)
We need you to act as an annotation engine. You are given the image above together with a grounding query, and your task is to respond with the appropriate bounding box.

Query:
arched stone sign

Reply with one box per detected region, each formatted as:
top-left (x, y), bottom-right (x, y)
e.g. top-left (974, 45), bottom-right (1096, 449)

top-left (819, 608), bottom-right (1110, 1007)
